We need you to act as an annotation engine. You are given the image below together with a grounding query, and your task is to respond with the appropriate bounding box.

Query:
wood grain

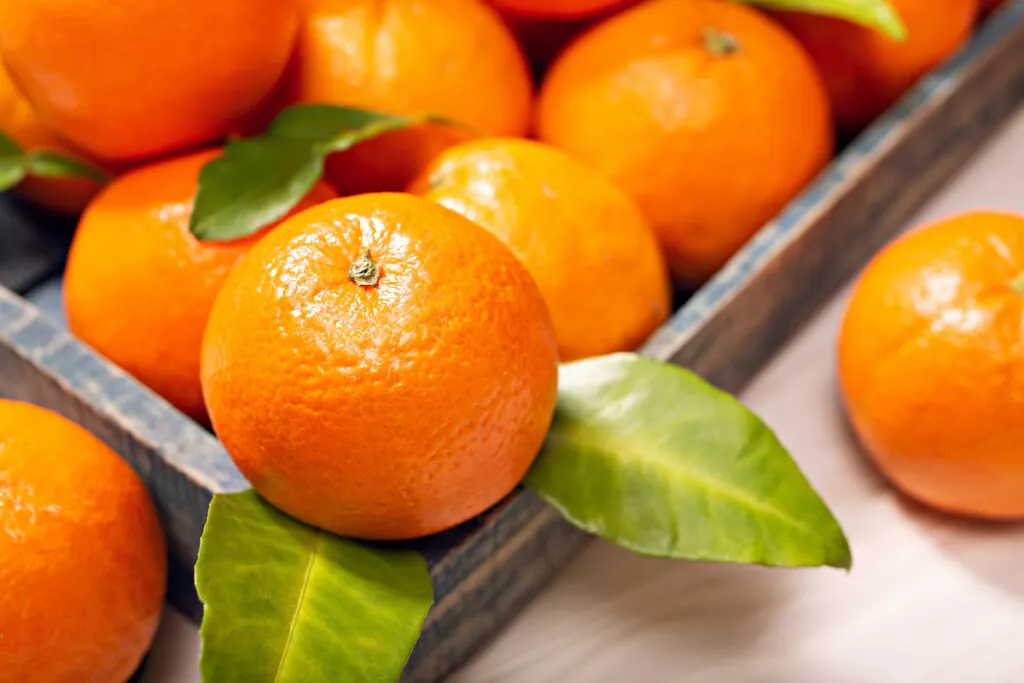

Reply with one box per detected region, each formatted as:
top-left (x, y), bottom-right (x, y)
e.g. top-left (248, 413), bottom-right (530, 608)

top-left (0, 5), bottom-right (1023, 682)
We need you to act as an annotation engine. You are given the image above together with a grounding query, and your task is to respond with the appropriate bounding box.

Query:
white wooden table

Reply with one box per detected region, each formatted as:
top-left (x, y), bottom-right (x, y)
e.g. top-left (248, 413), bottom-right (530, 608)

top-left (147, 105), bottom-right (1024, 683)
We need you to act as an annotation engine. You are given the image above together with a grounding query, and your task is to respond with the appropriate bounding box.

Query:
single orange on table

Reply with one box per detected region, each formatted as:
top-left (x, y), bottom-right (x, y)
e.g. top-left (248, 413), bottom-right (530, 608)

top-left (64, 149), bottom-right (335, 424)
top-left (277, 0), bottom-right (534, 195)
top-left (0, 400), bottom-right (166, 683)
top-left (201, 193), bottom-right (559, 540)
top-left (838, 212), bottom-right (1024, 519)
top-left (0, 61), bottom-right (107, 215)
top-left (774, 0), bottom-right (978, 134)
top-left (536, 0), bottom-right (833, 286)
top-left (0, 0), bottom-right (301, 162)
top-left (410, 137), bottom-right (670, 361)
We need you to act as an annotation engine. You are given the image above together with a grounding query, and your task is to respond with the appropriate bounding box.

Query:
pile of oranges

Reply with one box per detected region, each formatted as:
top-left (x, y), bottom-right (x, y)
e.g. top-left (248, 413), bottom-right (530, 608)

top-left (0, 0), bottom-right (1010, 680)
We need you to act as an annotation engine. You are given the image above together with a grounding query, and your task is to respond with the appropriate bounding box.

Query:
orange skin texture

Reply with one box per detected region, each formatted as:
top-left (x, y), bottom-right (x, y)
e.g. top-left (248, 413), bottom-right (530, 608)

top-left (0, 61), bottom-right (105, 215)
top-left (536, 0), bottom-right (834, 286)
top-left (411, 137), bottom-right (670, 361)
top-left (201, 193), bottom-right (559, 540)
top-left (774, 0), bottom-right (978, 134)
top-left (838, 212), bottom-right (1024, 519)
top-left (282, 0), bottom-right (534, 195)
top-left (0, 400), bottom-right (166, 683)
top-left (0, 0), bottom-right (301, 162)
top-left (64, 149), bottom-right (335, 424)
top-left (490, 0), bottom-right (634, 19)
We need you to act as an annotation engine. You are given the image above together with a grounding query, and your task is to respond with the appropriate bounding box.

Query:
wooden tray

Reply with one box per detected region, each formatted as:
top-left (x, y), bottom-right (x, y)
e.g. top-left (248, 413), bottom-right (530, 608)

top-left (2, 5), bottom-right (1023, 681)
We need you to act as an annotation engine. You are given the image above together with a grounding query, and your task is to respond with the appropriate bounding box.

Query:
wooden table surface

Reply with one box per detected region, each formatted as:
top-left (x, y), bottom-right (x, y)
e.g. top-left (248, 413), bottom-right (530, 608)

top-left (145, 105), bottom-right (1024, 683)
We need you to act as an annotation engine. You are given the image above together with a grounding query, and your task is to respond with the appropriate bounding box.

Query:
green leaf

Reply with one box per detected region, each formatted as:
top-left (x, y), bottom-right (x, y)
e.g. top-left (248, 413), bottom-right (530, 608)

top-left (526, 353), bottom-right (852, 570)
top-left (189, 104), bottom-right (463, 242)
top-left (737, 0), bottom-right (906, 40)
top-left (190, 138), bottom-right (326, 241)
top-left (0, 129), bottom-right (110, 190)
top-left (25, 150), bottom-right (111, 183)
top-left (196, 490), bottom-right (434, 683)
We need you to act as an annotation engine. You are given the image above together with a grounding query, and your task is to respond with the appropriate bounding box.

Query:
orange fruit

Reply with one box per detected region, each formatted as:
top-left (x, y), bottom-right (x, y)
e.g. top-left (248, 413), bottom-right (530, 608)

top-left (838, 212), bottom-right (1024, 519)
top-left (201, 193), bottom-right (559, 540)
top-left (410, 137), bottom-right (670, 361)
top-left (64, 149), bottom-right (335, 424)
top-left (0, 0), bottom-right (301, 162)
top-left (282, 0), bottom-right (534, 195)
top-left (0, 399), bottom-right (166, 683)
top-left (490, 0), bottom-right (635, 19)
top-left (0, 61), bottom-right (106, 215)
top-left (774, 0), bottom-right (978, 133)
top-left (536, 0), bottom-right (833, 285)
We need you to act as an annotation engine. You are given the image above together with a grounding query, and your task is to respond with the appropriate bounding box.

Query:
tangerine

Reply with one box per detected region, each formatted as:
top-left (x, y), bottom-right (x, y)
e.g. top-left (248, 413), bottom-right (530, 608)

top-left (536, 0), bottom-right (833, 285)
top-left (411, 137), bottom-right (670, 361)
top-left (774, 0), bottom-right (978, 133)
top-left (0, 400), bottom-right (166, 683)
top-left (201, 193), bottom-right (559, 540)
top-left (64, 149), bottom-right (335, 424)
top-left (0, 61), bottom-right (106, 215)
top-left (838, 212), bottom-right (1024, 519)
top-left (0, 0), bottom-right (301, 162)
top-left (282, 0), bottom-right (534, 195)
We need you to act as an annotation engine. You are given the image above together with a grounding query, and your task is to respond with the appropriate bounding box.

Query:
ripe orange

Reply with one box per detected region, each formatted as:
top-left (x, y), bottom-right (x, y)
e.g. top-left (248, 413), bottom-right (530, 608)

top-left (410, 137), bottom-right (670, 361)
top-left (201, 193), bottom-right (559, 540)
top-left (0, 399), bottom-right (166, 682)
top-left (64, 149), bottom-right (335, 424)
top-left (0, 61), bottom-right (106, 215)
top-left (282, 0), bottom-right (534, 195)
top-left (774, 0), bottom-right (978, 133)
top-left (490, 0), bottom-right (634, 19)
top-left (838, 212), bottom-right (1024, 519)
top-left (0, 0), bottom-right (301, 162)
top-left (536, 0), bottom-right (833, 285)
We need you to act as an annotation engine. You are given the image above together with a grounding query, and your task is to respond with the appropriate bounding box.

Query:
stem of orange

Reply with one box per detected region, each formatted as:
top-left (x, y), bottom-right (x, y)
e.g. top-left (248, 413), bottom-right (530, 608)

top-left (702, 28), bottom-right (740, 57)
top-left (348, 250), bottom-right (380, 287)
top-left (1011, 273), bottom-right (1024, 295)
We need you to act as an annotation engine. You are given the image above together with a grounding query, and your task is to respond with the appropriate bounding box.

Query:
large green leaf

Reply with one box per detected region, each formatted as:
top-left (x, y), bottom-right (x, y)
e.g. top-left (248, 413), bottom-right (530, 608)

top-left (737, 0), bottom-right (906, 40)
top-left (189, 105), bottom-right (460, 242)
top-left (196, 490), bottom-right (434, 683)
top-left (526, 353), bottom-right (852, 569)
top-left (0, 129), bottom-right (109, 191)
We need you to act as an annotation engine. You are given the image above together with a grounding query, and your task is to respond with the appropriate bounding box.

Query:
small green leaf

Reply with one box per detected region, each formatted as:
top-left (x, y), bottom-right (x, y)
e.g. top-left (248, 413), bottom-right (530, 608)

top-left (197, 490), bottom-right (433, 683)
top-left (737, 0), bottom-right (907, 41)
top-left (190, 138), bottom-right (325, 241)
top-left (189, 104), bottom-right (466, 242)
top-left (526, 353), bottom-right (852, 569)
top-left (266, 104), bottom-right (414, 143)
top-left (25, 150), bottom-right (110, 183)
top-left (0, 130), bottom-right (28, 190)
top-left (0, 129), bottom-right (110, 190)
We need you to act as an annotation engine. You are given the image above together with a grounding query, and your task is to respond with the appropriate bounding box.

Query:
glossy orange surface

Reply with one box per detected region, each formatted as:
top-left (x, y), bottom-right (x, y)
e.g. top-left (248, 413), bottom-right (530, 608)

top-left (0, 0), bottom-right (300, 162)
top-left (201, 193), bottom-right (559, 540)
top-left (411, 137), bottom-right (671, 361)
top-left (839, 212), bottom-right (1024, 519)
top-left (0, 400), bottom-right (166, 683)
top-left (536, 0), bottom-right (833, 285)
top-left (64, 150), bottom-right (335, 423)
